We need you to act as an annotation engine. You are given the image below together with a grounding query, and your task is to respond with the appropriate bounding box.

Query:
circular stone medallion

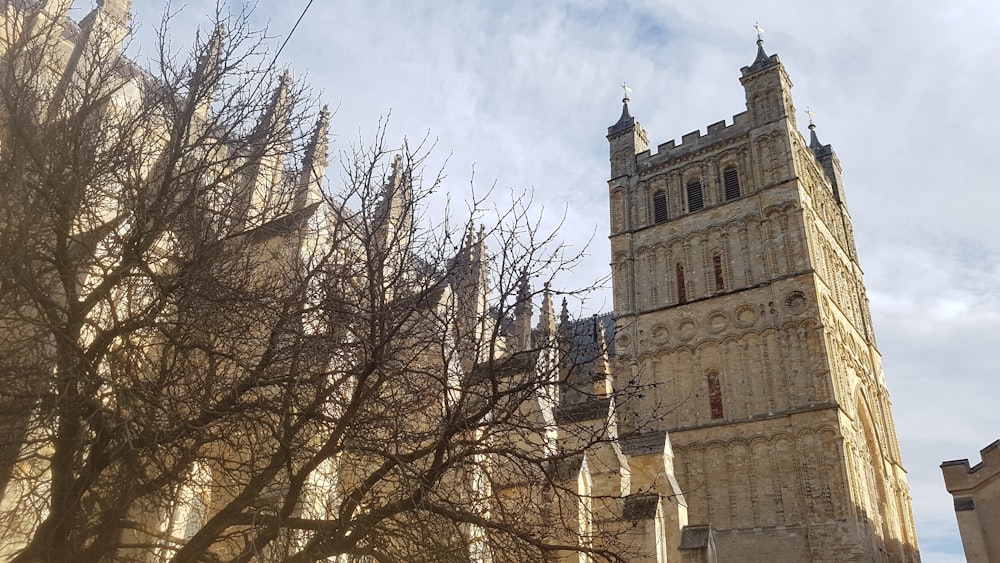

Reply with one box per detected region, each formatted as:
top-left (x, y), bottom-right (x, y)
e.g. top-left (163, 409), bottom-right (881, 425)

top-left (734, 304), bottom-right (758, 328)
top-left (706, 311), bottom-right (729, 333)
top-left (677, 319), bottom-right (697, 341)
top-left (785, 291), bottom-right (808, 314)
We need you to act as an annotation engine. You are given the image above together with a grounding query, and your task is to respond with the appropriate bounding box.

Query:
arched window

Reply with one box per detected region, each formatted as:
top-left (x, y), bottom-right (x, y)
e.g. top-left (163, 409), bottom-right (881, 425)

top-left (723, 167), bottom-right (741, 200)
top-left (652, 191), bottom-right (668, 223)
top-left (712, 254), bottom-right (725, 292)
top-left (686, 179), bottom-right (704, 212)
top-left (676, 263), bottom-right (687, 304)
top-left (706, 371), bottom-right (723, 419)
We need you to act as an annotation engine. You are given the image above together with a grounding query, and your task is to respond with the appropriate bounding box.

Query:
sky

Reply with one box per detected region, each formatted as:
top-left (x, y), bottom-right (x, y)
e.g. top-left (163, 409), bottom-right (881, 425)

top-left (97, 0), bottom-right (1000, 560)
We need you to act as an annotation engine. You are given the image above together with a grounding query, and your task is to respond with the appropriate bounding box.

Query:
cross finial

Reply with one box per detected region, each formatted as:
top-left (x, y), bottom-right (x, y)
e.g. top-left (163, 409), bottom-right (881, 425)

top-left (753, 21), bottom-right (765, 42)
top-left (621, 81), bottom-right (632, 102)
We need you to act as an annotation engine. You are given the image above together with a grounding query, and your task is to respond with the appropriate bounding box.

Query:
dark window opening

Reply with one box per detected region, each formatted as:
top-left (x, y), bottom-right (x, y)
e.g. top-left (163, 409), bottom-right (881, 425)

top-left (707, 371), bottom-right (723, 419)
top-left (686, 179), bottom-right (703, 212)
top-left (676, 263), bottom-right (687, 304)
top-left (652, 191), bottom-right (668, 223)
top-left (723, 167), bottom-right (741, 200)
top-left (713, 254), bottom-right (725, 292)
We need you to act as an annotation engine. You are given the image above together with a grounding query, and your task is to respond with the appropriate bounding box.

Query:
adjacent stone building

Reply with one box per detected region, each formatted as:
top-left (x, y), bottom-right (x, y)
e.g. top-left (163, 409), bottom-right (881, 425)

top-left (605, 36), bottom-right (921, 562)
top-left (942, 439), bottom-right (1000, 562)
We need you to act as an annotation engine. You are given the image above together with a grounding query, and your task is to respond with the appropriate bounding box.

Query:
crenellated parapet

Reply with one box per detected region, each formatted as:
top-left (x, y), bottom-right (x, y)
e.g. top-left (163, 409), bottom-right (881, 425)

top-left (941, 440), bottom-right (1000, 562)
top-left (635, 112), bottom-right (752, 169)
top-left (942, 440), bottom-right (1000, 493)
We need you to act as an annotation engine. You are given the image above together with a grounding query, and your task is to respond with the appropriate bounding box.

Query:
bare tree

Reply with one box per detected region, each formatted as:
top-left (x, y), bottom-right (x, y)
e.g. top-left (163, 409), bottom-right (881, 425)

top-left (0, 3), bottom-right (661, 562)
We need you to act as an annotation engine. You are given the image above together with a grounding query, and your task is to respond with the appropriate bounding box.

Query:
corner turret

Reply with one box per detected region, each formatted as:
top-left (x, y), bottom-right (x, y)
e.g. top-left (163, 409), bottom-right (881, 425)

top-left (807, 119), bottom-right (846, 205)
top-left (607, 90), bottom-right (649, 179)
top-left (739, 34), bottom-right (796, 129)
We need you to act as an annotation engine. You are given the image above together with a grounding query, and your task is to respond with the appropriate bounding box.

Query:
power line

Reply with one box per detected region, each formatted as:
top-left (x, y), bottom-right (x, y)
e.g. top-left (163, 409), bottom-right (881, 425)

top-left (272, 0), bottom-right (315, 67)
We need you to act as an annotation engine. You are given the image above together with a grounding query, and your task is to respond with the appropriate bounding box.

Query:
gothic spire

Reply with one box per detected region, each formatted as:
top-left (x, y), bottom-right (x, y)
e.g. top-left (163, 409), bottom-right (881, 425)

top-left (238, 70), bottom-right (295, 223)
top-left (258, 70), bottom-right (293, 136)
top-left (187, 23), bottom-right (226, 127)
top-left (375, 153), bottom-right (414, 252)
top-left (538, 282), bottom-right (557, 338)
top-left (194, 23), bottom-right (226, 87)
top-left (303, 105), bottom-right (330, 176)
top-left (294, 105), bottom-right (329, 210)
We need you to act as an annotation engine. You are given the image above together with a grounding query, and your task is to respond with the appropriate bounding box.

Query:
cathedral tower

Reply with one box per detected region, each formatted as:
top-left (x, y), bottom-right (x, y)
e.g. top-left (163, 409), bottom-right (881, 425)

top-left (607, 38), bottom-right (920, 562)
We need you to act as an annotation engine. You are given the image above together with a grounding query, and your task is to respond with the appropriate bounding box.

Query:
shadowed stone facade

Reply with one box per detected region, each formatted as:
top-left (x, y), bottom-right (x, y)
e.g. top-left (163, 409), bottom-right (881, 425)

top-left (605, 38), bottom-right (920, 562)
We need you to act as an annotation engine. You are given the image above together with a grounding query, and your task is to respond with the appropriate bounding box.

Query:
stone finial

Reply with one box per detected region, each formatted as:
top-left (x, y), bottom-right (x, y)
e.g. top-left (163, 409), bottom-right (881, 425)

top-left (538, 282), bottom-right (557, 336)
top-left (304, 105), bottom-right (330, 170)
top-left (593, 319), bottom-right (613, 396)
top-left (294, 105), bottom-right (330, 209)
top-left (195, 23), bottom-right (226, 81)
top-left (513, 270), bottom-right (532, 351)
top-left (516, 269), bottom-right (530, 303)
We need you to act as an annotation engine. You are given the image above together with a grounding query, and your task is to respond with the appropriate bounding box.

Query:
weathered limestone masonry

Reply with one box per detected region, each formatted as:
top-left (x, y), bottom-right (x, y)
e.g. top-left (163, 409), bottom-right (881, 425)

top-left (607, 38), bottom-right (920, 562)
top-left (942, 439), bottom-right (1000, 562)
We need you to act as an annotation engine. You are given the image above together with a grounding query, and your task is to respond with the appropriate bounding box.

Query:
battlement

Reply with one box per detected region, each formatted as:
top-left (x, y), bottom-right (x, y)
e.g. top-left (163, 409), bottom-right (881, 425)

top-left (636, 111), bottom-right (750, 169)
top-left (941, 439), bottom-right (1000, 492)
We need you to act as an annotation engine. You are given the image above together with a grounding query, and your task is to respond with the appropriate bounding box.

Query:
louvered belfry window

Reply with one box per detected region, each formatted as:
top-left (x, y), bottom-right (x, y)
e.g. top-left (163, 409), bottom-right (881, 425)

top-left (652, 191), bottom-right (668, 223)
top-left (723, 167), bottom-right (740, 200)
top-left (687, 179), bottom-right (703, 212)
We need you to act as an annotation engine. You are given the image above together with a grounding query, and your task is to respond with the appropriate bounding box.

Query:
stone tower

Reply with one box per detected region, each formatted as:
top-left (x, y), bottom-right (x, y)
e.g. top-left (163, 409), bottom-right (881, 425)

top-left (607, 37), bottom-right (920, 562)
